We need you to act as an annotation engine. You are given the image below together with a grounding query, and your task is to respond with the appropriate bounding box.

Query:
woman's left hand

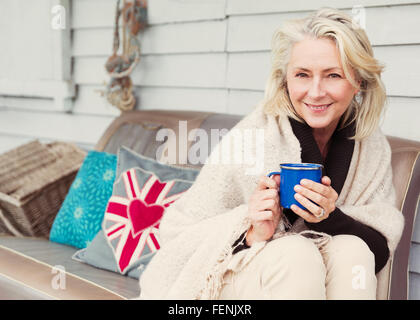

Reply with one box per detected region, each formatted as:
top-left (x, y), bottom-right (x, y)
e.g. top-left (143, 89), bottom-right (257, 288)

top-left (290, 176), bottom-right (338, 223)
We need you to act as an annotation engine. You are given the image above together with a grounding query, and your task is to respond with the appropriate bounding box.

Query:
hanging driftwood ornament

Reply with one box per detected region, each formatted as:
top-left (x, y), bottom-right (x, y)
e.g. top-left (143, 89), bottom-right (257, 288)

top-left (102, 0), bottom-right (147, 112)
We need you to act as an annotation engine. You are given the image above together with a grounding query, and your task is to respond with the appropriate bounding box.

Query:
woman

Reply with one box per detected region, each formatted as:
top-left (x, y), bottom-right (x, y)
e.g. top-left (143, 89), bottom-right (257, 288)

top-left (139, 8), bottom-right (404, 300)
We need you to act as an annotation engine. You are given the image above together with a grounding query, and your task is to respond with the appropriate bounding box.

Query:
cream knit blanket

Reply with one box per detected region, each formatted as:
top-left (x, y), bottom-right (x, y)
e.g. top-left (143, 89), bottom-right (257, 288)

top-left (138, 104), bottom-right (404, 299)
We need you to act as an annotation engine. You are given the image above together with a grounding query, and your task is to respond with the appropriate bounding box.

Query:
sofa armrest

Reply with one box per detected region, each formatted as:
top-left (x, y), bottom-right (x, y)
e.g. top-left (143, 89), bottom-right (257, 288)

top-left (387, 135), bottom-right (420, 299)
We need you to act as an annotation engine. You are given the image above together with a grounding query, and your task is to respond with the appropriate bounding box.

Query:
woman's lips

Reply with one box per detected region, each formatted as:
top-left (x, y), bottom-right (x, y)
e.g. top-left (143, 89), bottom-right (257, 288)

top-left (304, 103), bottom-right (333, 112)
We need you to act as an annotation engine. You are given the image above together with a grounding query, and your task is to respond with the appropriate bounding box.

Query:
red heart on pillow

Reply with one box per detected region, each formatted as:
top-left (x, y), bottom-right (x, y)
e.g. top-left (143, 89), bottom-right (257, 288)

top-left (127, 198), bottom-right (164, 237)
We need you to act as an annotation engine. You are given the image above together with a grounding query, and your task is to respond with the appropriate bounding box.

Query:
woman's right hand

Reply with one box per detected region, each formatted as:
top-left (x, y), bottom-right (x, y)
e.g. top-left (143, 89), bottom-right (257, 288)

top-left (246, 174), bottom-right (282, 246)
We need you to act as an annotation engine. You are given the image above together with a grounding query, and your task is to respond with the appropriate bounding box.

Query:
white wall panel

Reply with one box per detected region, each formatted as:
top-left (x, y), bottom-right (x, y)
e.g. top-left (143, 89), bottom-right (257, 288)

top-left (227, 0), bottom-right (420, 15)
top-left (227, 5), bottom-right (420, 52)
top-left (0, 0), bottom-right (53, 80)
top-left (375, 45), bottom-right (420, 97)
top-left (382, 97), bottom-right (420, 141)
top-left (0, 109), bottom-right (114, 146)
top-left (73, 85), bottom-right (121, 116)
top-left (226, 52), bottom-right (270, 91)
top-left (72, 0), bottom-right (116, 29)
top-left (132, 53), bottom-right (227, 88)
top-left (73, 56), bottom-right (110, 85)
top-left (140, 20), bottom-right (227, 54)
top-left (227, 12), bottom-right (305, 53)
top-left (135, 87), bottom-right (227, 113)
top-left (227, 89), bottom-right (264, 115)
top-left (72, 28), bottom-right (114, 57)
top-left (73, 0), bottom-right (227, 28)
top-left (74, 53), bottom-right (227, 88)
top-left (73, 21), bottom-right (226, 56)
top-left (148, 0), bottom-right (226, 24)
top-left (0, 96), bottom-right (55, 112)
top-left (366, 5), bottom-right (420, 45)
top-left (74, 85), bottom-right (228, 115)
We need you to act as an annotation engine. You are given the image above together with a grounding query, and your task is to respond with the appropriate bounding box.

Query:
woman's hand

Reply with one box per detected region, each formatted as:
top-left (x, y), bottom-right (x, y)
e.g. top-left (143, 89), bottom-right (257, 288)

top-left (246, 174), bottom-right (282, 246)
top-left (290, 176), bottom-right (338, 223)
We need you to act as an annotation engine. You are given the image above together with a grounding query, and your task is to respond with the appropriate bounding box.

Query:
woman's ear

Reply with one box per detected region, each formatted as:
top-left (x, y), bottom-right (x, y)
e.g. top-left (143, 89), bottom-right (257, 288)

top-left (354, 79), bottom-right (362, 95)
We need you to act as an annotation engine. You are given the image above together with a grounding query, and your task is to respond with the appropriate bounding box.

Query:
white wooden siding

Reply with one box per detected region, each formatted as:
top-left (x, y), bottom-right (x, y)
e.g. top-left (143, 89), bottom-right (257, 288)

top-left (0, 108), bottom-right (113, 146)
top-left (73, 21), bottom-right (227, 56)
top-left (72, 0), bottom-right (227, 27)
top-left (147, 0), bottom-right (226, 24)
top-left (0, 0), bottom-right (419, 299)
top-left (0, 1), bottom-right (53, 81)
top-left (226, 0), bottom-right (420, 15)
top-left (0, 0), bottom-right (74, 111)
top-left (227, 6), bottom-right (420, 51)
top-left (71, 0), bottom-right (116, 28)
top-left (74, 53), bottom-right (228, 88)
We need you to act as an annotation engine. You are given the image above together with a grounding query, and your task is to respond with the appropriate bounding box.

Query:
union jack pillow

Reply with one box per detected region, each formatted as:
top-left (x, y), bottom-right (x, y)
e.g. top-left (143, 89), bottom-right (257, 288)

top-left (73, 146), bottom-right (199, 278)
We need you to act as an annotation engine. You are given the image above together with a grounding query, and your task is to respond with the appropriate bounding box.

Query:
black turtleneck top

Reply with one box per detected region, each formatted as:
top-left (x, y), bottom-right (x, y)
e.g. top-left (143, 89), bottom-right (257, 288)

top-left (233, 116), bottom-right (389, 274)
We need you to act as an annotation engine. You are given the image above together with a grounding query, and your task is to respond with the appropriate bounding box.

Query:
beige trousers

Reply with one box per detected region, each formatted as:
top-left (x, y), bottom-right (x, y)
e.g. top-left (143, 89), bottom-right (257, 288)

top-left (219, 234), bottom-right (377, 300)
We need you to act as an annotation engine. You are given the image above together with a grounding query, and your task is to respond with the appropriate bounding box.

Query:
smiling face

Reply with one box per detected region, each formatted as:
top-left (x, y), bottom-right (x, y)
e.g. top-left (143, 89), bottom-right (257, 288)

top-left (286, 37), bottom-right (359, 136)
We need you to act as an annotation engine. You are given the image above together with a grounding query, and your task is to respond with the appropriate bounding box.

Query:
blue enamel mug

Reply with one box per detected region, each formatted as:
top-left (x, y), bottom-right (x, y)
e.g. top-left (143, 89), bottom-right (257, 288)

top-left (267, 163), bottom-right (324, 210)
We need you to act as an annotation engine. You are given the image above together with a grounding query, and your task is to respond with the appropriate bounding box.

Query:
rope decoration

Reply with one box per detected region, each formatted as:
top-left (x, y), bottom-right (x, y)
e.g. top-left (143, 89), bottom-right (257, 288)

top-left (102, 0), bottom-right (147, 112)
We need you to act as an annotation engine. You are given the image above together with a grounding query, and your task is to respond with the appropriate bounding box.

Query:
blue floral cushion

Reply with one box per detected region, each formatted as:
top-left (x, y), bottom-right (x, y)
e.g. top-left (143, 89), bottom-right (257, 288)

top-left (49, 151), bottom-right (117, 249)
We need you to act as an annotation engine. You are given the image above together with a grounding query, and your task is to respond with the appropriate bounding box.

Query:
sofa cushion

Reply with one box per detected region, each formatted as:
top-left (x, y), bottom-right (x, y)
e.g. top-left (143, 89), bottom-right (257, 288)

top-left (49, 151), bottom-right (117, 249)
top-left (74, 146), bottom-right (199, 278)
top-left (0, 236), bottom-right (139, 299)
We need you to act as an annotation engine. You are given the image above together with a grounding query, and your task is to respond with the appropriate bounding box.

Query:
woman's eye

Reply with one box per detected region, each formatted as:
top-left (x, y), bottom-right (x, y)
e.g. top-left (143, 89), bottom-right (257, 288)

top-left (329, 73), bottom-right (342, 78)
top-left (294, 73), bottom-right (341, 78)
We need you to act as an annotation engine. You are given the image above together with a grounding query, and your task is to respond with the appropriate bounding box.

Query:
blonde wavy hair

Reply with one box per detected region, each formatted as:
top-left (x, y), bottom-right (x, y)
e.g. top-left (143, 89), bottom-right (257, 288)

top-left (262, 7), bottom-right (386, 140)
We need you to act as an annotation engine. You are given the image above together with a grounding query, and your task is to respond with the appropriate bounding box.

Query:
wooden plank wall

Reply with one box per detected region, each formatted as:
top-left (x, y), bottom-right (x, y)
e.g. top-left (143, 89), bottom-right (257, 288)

top-left (0, 0), bottom-right (419, 299)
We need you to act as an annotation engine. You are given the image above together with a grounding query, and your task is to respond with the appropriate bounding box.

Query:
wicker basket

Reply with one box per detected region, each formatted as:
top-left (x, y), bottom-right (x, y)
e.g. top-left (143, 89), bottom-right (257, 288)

top-left (0, 140), bottom-right (86, 238)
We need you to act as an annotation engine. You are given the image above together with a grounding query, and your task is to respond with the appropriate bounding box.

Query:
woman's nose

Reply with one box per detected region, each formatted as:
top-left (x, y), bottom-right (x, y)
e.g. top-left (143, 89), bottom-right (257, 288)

top-left (307, 78), bottom-right (326, 99)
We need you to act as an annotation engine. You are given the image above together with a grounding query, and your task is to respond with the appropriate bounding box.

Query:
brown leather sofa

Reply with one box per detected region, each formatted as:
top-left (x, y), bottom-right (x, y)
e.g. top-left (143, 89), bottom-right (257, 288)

top-left (0, 109), bottom-right (419, 300)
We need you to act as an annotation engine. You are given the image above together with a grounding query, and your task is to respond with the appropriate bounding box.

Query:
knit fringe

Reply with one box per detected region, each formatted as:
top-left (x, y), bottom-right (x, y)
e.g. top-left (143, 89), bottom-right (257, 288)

top-left (282, 214), bottom-right (293, 231)
top-left (196, 217), bottom-right (251, 300)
